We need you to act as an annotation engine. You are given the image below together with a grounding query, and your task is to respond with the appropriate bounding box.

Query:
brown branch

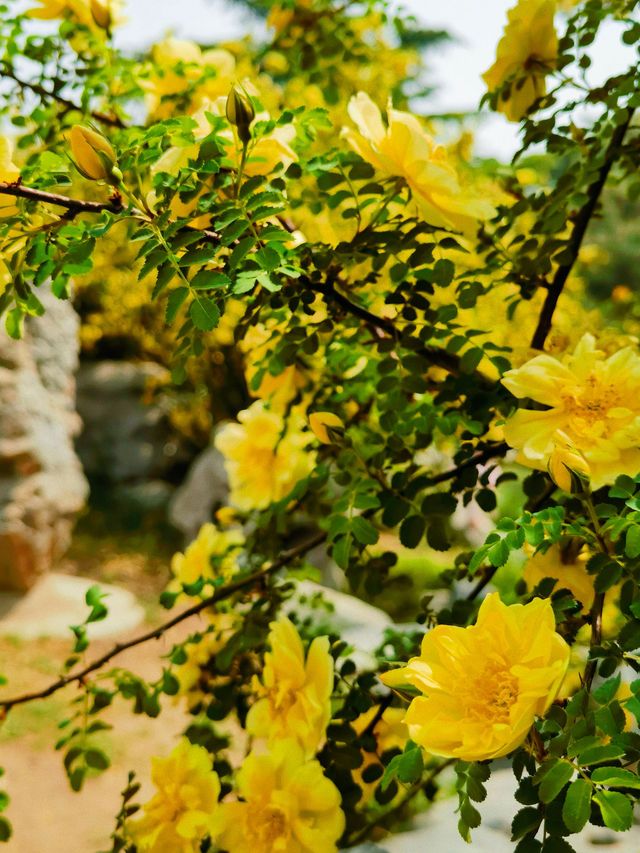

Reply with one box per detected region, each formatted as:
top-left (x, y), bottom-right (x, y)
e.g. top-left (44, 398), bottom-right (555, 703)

top-left (1, 68), bottom-right (125, 128)
top-left (425, 441), bottom-right (510, 486)
top-left (0, 181), bottom-right (124, 215)
top-left (311, 277), bottom-right (498, 387)
top-left (0, 529), bottom-right (326, 712)
top-left (530, 108), bottom-right (634, 350)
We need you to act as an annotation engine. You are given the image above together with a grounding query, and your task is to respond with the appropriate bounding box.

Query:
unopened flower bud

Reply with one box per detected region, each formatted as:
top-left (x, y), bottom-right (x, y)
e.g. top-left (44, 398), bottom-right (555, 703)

top-left (309, 411), bottom-right (345, 445)
top-left (90, 0), bottom-right (112, 31)
top-left (226, 85), bottom-right (255, 144)
top-left (548, 432), bottom-right (590, 493)
top-left (69, 125), bottom-right (120, 185)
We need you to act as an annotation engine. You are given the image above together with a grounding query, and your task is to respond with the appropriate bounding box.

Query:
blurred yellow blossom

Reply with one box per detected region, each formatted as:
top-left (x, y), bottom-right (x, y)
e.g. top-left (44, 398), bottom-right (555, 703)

top-left (380, 593), bottom-right (569, 761)
top-left (523, 543), bottom-right (594, 610)
top-left (168, 522), bottom-right (243, 597)
top-left (246, 616), bottom-right (333, 758)
top-left (352, 706), bottom-right (409, 802)
top-left (128, 739), bottom-right (222, 853)
top-left (0, 135), bottom-right (21, 220)
top-left (344, 92), bottom-right (495, 234)
top-left (218, 740), bottom-right (344, 853)
top-left (502, 333), bottom-right (640, 488)
top-left (215, 401), bottom-right (315, 510)
top-left (174, 613), bottom-right (239, 709)
top-left (482, 0), bottom-right (558, 122)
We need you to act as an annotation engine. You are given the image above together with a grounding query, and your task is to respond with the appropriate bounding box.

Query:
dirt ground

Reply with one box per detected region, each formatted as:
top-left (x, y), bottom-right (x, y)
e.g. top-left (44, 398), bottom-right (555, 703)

top-left (0, 578), bottom-right (216, 853)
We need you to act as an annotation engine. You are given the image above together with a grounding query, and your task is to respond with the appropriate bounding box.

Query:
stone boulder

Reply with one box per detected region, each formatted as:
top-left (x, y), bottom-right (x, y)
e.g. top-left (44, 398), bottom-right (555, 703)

top-left (0, 289), bottom-right (88, 590)
top-left (167, 444), bottom-right (229, 541)
top-left (75, 360), bottom-right (191, 487)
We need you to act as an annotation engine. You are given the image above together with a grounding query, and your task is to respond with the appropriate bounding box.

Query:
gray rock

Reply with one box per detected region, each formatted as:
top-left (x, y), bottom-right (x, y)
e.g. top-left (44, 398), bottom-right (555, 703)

top-left (75, 360), bottom-right (189, 484)
top-left (0, 289), bottom-right (88, 590)
top-left (167, 443), bottom-right (229, 541)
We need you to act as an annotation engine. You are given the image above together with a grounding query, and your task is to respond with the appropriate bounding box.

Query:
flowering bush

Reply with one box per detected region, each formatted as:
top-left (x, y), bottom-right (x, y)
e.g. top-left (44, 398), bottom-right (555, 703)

top-left (1, 0), bottom-right (640, 850)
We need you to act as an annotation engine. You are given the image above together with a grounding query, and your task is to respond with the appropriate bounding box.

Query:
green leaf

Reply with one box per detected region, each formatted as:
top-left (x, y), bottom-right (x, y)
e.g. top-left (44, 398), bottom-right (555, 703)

top-left (151, 262), bottom-right (176, 299)
top-left (592, 674), bottom-right (621, 705)
top-left (488, 538), bottom-right (510, 567)
top-left (625, 525), bottom-right (640, 559)
top-left (165, 286), bottom-right (189, 323)
top-left (511, 807), bottom-right (543, 841)
top-left (0, 816), bottom-right (11, 842)
top-left (400, 515), bottom-right (426, 549)
top-left (397, 744), bottom-right (423, 784)
top-left (577, 743), bottom-right (625, 765)
top-left (538, 761), bottom-right (574, 804)
top-left (84, 749), bottom-right (110, 770)
top-left (562, 778), bottom-right (591, 833)
top-left (351, 516), bottom-right (379, 546)
top-left (5, 307), bottom-right (23, 340)
top-left (190, 297), bottom-right (220, 331)
top-left (593, 790), bottom-right (633, 831)
top-left (590, 767), bottom-right (640, 789)
top-left (190, 270), bottom-right (231, 290)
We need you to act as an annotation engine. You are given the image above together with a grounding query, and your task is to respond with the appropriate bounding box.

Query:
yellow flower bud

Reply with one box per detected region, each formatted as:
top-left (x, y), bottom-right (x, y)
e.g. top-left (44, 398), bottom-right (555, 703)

top-left (548, 431), bottom-right (590, 493)
top-left (225, 84), bottom-right (255, 144)
top-left (69, 125), bottom-right (119, 184)
top-left (309, 411), bottom-right (344, 445)
top-left (89, 0), bottom-right (111, 30)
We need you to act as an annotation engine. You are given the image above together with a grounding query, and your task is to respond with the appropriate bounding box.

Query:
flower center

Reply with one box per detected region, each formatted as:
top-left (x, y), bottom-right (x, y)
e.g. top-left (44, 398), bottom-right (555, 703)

top-left (249, 805), bottom-right (289, 847)
top-left (562, 375), bottom-right (623, 431)
top-left (462, 660), bottom-right (518, 724)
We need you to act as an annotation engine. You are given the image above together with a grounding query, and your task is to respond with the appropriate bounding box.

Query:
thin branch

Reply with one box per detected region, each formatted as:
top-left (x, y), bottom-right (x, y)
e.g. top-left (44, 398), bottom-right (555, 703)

top-left (0, 181), bottom-right (124, 215)
top-left (1, 68), bottom-right (126, 128)
top-left (0, 529), bottom-right (326, 712)
top-left (530, 108), bottom-right (634, 350)
top-left (311, 277), bottom-right (497, 387)
top-left (425, 441), bottom-right (510, 486)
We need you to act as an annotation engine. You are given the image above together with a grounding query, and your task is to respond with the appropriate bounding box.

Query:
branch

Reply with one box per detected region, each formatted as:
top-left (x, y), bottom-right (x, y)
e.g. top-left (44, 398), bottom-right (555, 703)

top-left (1, 68), bottom-right (125, 128)
top-left (311, 277), bottom-right (497, 388)
top-left (530, 108), bottom-right (634, 350)
top-left (0, 181), bottom-right (124, 215)
top-left (425, 441), bottom-right (510, 486)
top-left (0, 529), bottom-right (326, 712)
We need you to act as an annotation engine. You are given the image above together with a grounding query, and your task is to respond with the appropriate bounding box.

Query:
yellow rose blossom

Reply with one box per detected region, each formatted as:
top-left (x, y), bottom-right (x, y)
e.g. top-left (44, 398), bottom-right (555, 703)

top-left (128, 739), bottom-right (222, 853)
top-left (502, 333), bottom-right (640, 489)
top-left (168, 522), bottom-right (243, 598)
top-left (380, 593), bottom-right (570, 761)
top-left (69, 125), bottom-right (119, 183)
top-left (343, 92), bottom-right (495, 234)
top-left (547, 430), bottom-right (591, 492)
top-left (214, 401), bottom-right (316, 511)
top-left (482, 0), bottom-right (558, 122)
top-left (218, 740), bottom-right (345, 853)
top-left (523, 543), bottom-right (594, 610)
top-left (246, 616), bottom-right (333, 758)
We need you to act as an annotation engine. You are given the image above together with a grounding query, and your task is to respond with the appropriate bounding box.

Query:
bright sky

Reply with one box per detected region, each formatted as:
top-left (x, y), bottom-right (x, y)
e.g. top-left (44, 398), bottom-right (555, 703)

top-left (109, 0), bottom-right (636, 160)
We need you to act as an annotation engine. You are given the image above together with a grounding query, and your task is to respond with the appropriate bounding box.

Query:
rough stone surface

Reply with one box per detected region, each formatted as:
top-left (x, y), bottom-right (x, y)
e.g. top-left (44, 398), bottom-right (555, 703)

top-left (167, 443), bottom-right (229, 541)
top-left (0, 289), bottom-right (88, 590)
top-left (0, 572), bottom-right (145, 639)
top-left (75, 360), bottom-right (189, 485)
top-left (349, 768), bottom-right (639, 851)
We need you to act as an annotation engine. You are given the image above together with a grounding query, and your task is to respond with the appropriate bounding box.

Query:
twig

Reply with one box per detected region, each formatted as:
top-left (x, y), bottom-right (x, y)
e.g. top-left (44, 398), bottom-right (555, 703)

top-left (1, 67), bottom-right (125, 128)
top-left (0, 529), bottom-right (326, 712)
top-left (426, 442), bottom-right (510, 486)
top-left (0, 181), bottom-right (124, 215)
top-left (530, 109), bottom-right (634, 350)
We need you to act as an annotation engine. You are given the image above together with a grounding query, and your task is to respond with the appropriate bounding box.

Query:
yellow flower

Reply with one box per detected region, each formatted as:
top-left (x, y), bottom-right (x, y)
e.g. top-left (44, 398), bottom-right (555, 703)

top-left (143, 38), bottom-right (237, 119)
top-left (523, 543), bottom-right (594, 610)
top-left (246, 616), bottom-right (333, 758)
top-left (308, 411), bottom-right (344, 445)
top-left (128, 739), bottom-right (222, 853)
top-left (0, 135), bottom-right (21, 220)
top-left (218, 740), bottom-right (345, 853)
top-left (168, 522), bottom-right (243, 598)
top-left (343, 92), bottom-right (495, 234)
top-left (502, 333), bottom-right (640, 489)
top-left (214, 401), bottom-right (315, 511)
top-left (482, 0), bottom-right (558, 122)
top-left (69, 125), bottom-right (119, 183)
top-left (380, 593), bottom-right (570, 761)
